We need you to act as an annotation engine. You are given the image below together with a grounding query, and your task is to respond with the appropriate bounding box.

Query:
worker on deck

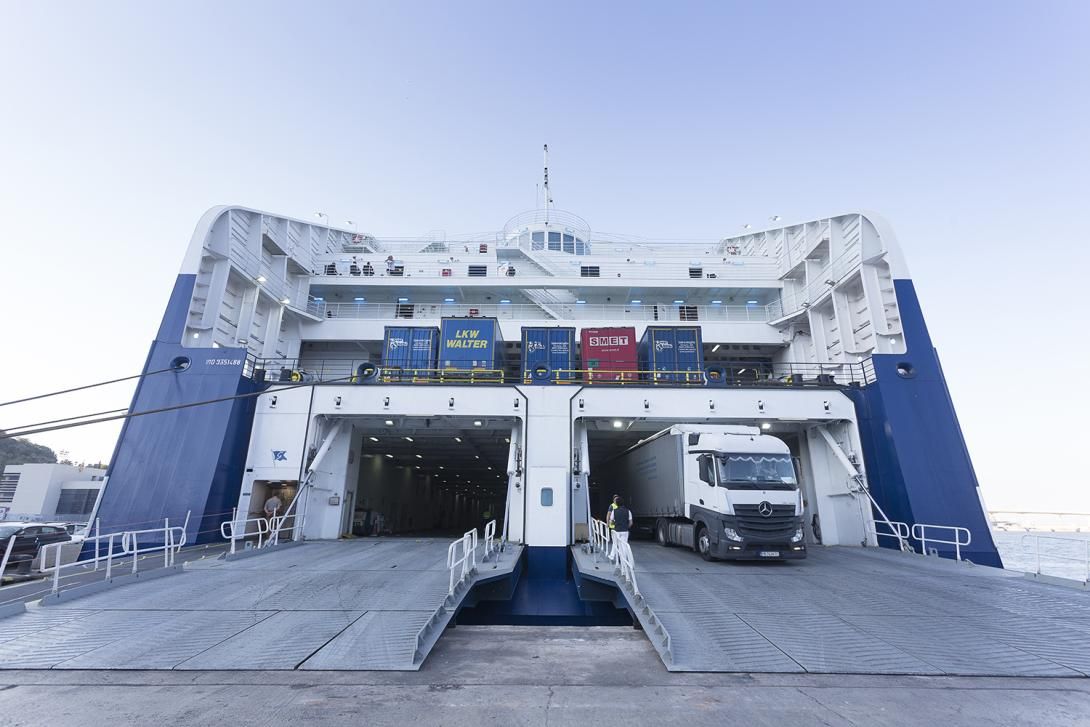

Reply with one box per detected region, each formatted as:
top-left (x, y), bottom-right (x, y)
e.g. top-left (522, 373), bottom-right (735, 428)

top-left (607, 497), bottom-right (633, 559)
top-left (606, 494), bottom-right (619, 557)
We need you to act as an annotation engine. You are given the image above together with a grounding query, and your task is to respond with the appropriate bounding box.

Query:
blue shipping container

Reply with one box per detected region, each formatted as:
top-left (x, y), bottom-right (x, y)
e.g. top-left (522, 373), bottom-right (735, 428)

top-left (382, 326), bottom-right (439, 381)
top-left (521, 327), bottom-right (576, 383)
top-left (439, 318), bottom-right (505, 381)
top-left (638, 326), bottom-right (704, 384)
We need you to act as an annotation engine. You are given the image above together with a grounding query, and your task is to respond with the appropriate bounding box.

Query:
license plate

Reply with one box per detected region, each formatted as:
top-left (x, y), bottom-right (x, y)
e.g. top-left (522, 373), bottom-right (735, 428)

top-left (758, 551), bottom-right (780, 558)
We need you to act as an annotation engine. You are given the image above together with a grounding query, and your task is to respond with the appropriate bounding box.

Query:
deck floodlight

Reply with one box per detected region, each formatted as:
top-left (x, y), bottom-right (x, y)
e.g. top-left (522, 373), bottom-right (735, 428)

top-left (384, 418), bottom-right (393, 426)
top-left (612, 420), bottom-right (623, 428)
top-left (761, 422), bottom-right (772, 430)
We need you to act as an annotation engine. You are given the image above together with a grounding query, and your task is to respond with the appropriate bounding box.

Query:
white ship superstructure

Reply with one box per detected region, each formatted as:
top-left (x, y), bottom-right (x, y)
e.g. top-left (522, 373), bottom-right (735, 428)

top-left (86, 200), bottom-right (1001, 621)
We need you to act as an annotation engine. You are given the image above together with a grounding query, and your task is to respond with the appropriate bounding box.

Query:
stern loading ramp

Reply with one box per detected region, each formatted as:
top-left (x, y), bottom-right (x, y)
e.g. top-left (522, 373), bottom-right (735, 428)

top-left (573, 542), bottom-right (1090, 676)
top-left (0, 538), bottom-right (521, 671)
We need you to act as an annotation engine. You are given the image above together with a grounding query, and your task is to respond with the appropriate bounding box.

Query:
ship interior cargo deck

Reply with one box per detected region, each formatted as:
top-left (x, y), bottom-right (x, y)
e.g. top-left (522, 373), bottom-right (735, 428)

top-left (346, 416), bottom-right (515, 539)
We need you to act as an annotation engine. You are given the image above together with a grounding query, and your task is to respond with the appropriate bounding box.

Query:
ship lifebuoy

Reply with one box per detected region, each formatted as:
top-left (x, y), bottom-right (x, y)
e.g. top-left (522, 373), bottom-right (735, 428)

top-left (532, 365), bottom-right (552, 382)
top-left (356, 363), bottom-right (380, 384)
top-left (290, 370), bottom-right (302, 382)
top-left (704, 365), bottom-right (726, 385)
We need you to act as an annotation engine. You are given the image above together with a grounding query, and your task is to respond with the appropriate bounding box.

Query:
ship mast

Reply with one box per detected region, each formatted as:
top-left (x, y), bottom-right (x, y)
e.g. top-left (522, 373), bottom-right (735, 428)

top-left (543, 144), bottom-right (553, 225)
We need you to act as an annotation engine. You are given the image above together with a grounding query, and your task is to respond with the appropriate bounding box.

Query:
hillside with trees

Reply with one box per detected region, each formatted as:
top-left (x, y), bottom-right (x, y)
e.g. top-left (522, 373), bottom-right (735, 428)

top-left (0, 431), bottom-right (58, 470)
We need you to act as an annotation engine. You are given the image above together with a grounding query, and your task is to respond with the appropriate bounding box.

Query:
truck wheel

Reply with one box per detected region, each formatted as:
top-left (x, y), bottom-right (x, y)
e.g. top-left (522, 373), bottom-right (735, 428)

top-left (656, 519), bottom-right (669, 547)
top-left (695, 526), bottom-right (716, 562)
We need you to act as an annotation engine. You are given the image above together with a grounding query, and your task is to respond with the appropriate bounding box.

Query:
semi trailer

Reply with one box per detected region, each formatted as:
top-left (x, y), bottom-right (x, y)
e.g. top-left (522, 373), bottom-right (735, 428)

top-left (610, 424), bottom-right (806, 560)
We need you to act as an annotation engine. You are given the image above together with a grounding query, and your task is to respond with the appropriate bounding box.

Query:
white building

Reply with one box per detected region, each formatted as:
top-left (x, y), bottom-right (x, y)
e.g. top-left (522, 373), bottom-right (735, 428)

top-left (0, 464), bottom-right (106, 522)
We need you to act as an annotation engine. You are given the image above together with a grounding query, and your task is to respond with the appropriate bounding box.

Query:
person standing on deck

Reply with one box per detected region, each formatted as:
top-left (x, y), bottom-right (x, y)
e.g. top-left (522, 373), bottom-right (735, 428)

top-left (607, 497), bottom-right (633, 559)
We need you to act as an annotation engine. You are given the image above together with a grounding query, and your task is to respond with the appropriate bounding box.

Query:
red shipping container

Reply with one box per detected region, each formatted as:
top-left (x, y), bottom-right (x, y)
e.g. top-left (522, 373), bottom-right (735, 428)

top-left (580, 327), bottom-right (638, 382)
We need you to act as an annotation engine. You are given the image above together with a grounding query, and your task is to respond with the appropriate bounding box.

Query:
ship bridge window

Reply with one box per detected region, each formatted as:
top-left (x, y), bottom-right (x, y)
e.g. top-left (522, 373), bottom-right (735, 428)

top-left (468, 265), bottom-right (488, 277)
top-left (688, 266), bottom-right (703, 279)
top-left (563, 234), bottom-right (574, 254)
top-left (580, 265), bottom-right (600, 277)
top-left (679, 305), bottom-right (698, 321)
top-left (548, 232), bottom-right (562, 251)
top-left (531, 231), bottom-right (545, 250)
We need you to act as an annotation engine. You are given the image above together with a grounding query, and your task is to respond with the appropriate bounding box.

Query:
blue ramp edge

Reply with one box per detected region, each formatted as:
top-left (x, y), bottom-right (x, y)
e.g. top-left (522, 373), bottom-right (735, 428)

top-left (92, 341), bottom-right (260, 547)
top-left (847, 279), bottom-right (1001, 568)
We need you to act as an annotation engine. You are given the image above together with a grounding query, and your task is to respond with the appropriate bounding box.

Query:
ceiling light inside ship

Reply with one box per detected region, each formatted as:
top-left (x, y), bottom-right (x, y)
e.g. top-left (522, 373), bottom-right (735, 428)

top-left (613, 420), bottom-right (623, 428)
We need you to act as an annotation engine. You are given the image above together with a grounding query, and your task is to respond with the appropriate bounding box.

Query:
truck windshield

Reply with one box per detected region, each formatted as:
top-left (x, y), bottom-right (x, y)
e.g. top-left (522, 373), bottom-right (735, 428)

top-left (718, 454), bottom-right (797, 489)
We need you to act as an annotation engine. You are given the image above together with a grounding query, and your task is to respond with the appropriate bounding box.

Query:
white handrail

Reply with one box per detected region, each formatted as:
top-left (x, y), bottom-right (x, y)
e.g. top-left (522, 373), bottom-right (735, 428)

top-left (866, 520), bottom-right (911, 547)
top-left (911, 523), bottom-right (971, 561)
top-left (220, 515), bottom-right (271, 553)
top-left (40, 512), bottom-right (191, 595)
top-left (446, 528), bottom-right (478, 598)
top-left (1020, 533), bottom-right (1090, 582)
top-left (483, 520), bottom-right (497, 560)
top-left (590, 518), bottom-right (612, 563)
top-left (612, 536), bottom-right (640, 598)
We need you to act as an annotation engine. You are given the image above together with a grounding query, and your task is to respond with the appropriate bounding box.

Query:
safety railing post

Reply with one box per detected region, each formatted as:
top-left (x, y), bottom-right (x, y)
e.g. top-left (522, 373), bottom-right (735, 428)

top-left (105, 535), bottom-right (114, 580)
top-left (93, 517), bottom-right (101, 571)
top-left (0, 535), bottom-right (16, 579)
top-left (163, 518), bottom-right (170, 568)
top-left (51, 544), bottom-right (62, 594)
top-left (131, 532), bottom-right (139, 574)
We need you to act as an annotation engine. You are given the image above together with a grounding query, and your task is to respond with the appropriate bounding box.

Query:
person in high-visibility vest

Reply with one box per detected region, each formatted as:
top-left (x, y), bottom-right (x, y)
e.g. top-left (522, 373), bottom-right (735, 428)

top-left (606, 494), bottom-right (620, 558)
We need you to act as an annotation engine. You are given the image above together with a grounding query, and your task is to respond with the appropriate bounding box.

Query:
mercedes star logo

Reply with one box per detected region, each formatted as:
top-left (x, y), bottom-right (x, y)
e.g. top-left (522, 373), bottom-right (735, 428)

top-left (757, 501), bottom-right (774, 518)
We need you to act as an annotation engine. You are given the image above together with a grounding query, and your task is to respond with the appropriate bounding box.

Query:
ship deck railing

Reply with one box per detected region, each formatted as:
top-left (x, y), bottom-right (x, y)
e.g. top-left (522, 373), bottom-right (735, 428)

top-left (306, 300), bottom-right (782, 323)
top-left (244, 357), bottom-right (875, 389)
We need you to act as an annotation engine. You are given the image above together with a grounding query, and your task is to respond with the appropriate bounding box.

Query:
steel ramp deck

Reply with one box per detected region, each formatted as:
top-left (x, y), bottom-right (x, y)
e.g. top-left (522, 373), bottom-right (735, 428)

top-left (571, 542), bottom-right (1090, 676)
top-left (0, 538), bottom-right (521, 671)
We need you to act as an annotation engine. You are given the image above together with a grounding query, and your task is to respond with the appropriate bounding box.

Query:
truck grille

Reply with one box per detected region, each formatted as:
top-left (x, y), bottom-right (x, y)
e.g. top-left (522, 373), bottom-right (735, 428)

top-left (733, 504), bottom-right (798, 541)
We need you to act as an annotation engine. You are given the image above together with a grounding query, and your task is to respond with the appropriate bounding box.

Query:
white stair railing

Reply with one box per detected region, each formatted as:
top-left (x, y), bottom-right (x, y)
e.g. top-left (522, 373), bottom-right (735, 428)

top-left (611, 535), bottom-right (640, 598)
top-left (446, 527), bottom-right (479, 598)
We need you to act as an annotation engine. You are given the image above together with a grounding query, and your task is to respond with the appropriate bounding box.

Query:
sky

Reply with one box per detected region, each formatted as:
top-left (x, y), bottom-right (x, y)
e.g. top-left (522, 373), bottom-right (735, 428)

top-left (0, 0), bottom-right (1087, 512)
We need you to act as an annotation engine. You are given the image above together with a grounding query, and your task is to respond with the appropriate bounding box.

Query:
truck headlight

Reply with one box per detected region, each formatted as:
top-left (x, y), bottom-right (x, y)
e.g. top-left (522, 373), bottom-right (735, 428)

top-left (723, 526), bottom-right (743, 542)
top-left (790, 528), bottom-right (804, 543)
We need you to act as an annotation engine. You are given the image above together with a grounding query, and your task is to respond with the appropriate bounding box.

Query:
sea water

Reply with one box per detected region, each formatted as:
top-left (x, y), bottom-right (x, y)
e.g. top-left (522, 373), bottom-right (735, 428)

top-left (992, 530), bottom-right (1090, 582)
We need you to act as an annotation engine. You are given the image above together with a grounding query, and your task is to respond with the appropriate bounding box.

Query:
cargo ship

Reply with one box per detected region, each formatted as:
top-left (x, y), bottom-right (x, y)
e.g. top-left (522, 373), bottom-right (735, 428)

top-left (81, 201), bottom-right (1003, 625)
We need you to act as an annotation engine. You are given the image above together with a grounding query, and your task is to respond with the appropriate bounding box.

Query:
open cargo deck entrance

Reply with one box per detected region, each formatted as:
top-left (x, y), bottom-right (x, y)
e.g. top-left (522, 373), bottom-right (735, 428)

top-left (0, 537), bottom-right (521, 671)
top-left (348, 417), bottom-right (515, 539)
top-left (573, 542), bottom-right (1090, 676)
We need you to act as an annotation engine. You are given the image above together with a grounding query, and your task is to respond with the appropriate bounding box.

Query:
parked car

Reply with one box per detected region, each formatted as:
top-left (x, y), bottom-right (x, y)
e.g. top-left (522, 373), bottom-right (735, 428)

top-left (0, 522), bottom-right (72, 574)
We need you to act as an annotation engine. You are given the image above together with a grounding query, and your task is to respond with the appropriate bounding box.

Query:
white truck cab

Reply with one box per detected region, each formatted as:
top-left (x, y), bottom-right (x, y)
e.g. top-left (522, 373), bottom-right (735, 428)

top-left (614, 424), bottom-right (806, 561)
